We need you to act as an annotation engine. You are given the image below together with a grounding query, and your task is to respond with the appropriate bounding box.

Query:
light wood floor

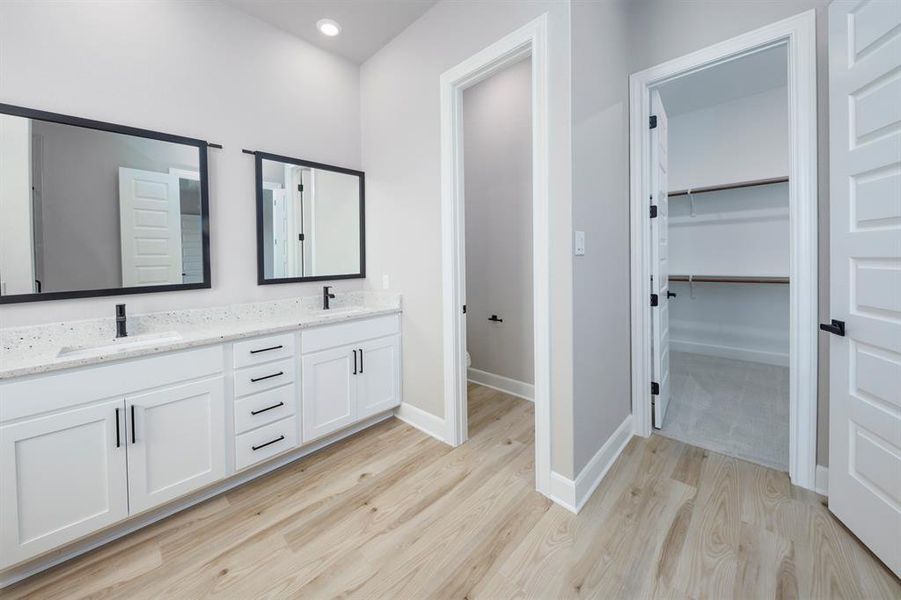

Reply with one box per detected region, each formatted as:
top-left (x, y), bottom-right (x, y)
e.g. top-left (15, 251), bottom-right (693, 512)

top-left (5, 384), bottom-right (898, 599)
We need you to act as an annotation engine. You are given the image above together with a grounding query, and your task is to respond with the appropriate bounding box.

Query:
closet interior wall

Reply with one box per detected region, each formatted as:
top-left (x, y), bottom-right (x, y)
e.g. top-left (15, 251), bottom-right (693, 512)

top-left (667, 84), bottom-right (790, 365)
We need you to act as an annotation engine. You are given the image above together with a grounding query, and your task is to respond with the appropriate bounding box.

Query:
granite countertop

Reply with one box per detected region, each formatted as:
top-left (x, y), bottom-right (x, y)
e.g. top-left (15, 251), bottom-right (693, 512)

top-left (0, 292), bottom-right (401, 381)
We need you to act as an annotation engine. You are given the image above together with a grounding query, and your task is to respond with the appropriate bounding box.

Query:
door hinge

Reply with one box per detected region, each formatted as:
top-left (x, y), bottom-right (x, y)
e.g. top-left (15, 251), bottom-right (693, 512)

top-left (298, 184), bottom-right (304, 192)
top-left (650, 293), bottom-right (659, 307)
top-left (298, 233), bottom-right (305, 241)
top-left (649, 115), bottom-right (658, 129)
top-left (462, 304), bottom-right (467, 314)
top-left (650, 205), bottom-right (658, 218)
top-left (651, 381), bottom-right (660, 395)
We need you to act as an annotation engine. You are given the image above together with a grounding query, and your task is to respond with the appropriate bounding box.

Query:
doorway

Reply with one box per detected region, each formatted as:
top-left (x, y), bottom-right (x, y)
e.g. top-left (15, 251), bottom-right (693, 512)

top-left (440, 16), bottom-right (552, 496)
top-left (462, 56), bottom-right (535, 441)
top-left (629, 11), bottom-right (819, 490)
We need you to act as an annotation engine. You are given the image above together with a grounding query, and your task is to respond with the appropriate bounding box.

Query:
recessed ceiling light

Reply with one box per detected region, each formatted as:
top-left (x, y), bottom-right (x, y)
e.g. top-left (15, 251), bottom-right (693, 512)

top-left (317, 18), bottom-right (341, 37)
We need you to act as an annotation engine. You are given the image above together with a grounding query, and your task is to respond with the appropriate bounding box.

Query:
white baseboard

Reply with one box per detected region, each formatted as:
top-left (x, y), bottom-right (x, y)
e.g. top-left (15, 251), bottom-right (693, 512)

top-left (671, 339), bottom-right (789, 367)
top-left (0, 411), bottom-right (394, 589)
top-left (467, 368), bottom-right (534, 401)
top-left (548, 414), bottom-right (633, 514)
top-left (815, 464), bottom-right (828, 496)
top-left (394, 402), bottom-right (447, 443)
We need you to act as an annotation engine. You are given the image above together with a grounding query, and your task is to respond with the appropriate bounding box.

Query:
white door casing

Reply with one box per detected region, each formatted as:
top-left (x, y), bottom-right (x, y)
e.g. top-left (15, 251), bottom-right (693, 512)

top-left (827, 0), bottom-right (901, 578)
top-left (0, 398), bottom-right (128, 568)
top-left (650, 89), bottom-right (672, 428)
top-left (125, 377), bottom-right (226, 515)
top-left (118, 167), bottom-right (182, 287)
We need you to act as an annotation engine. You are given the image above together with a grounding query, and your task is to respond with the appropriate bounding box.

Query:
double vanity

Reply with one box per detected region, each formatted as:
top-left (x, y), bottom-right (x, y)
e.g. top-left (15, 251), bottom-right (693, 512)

top-left (0, 293), bottom-right (402, 579)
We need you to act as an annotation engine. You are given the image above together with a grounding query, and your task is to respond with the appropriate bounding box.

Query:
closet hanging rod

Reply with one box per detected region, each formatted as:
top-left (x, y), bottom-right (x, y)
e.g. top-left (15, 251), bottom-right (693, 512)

top-left (668, 176), bottom-right (789, 197)
top-left (669, 275), bottom-right (789, 284)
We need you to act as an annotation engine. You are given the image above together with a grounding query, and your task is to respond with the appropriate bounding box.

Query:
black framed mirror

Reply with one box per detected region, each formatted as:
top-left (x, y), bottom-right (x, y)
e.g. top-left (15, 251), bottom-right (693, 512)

top-left (0, 103), bottom-right (212, 304)
top-left (254, 151), bottom-right (365, 284)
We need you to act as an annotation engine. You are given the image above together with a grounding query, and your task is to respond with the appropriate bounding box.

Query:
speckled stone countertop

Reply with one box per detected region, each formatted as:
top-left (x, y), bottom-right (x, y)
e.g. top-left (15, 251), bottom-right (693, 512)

top-left (0, 292), bottom-right (401, 381)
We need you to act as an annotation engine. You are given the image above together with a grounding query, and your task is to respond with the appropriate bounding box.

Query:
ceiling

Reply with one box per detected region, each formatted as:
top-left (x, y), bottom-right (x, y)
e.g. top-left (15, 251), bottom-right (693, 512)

top-left (656, 44), bottom-right (788, 116)
top-left (225, 0), bottom-right (438, 64)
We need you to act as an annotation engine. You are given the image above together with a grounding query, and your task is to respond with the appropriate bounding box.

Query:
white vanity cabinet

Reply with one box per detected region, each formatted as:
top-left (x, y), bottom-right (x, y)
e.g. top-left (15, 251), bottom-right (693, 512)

top-left (301, 315), bottom-right (401, 441)
top-left (0, 397), bottom-right (129, 569)
top-left (125, 377), bottom-right (226, 513)
top-left (0, 346), bottom-right (224, 569)
top-left (0, 310), bottom-right (402, 578)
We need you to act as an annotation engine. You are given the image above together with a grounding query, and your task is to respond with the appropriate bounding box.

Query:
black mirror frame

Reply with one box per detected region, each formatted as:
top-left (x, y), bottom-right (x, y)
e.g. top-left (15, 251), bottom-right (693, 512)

top-left (0, 103), bottom-right (213, 305)
top-left (253, 151), bottom-right (366, 285)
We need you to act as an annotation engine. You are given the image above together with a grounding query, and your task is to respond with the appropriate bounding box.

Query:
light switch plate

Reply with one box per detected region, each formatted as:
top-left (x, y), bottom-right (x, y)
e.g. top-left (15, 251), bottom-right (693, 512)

top-left (574, 231), bottom-right (586, 256)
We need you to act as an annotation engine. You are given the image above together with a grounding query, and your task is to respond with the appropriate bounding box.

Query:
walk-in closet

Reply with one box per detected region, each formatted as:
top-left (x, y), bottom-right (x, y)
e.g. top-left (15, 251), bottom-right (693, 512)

top-left (653, 45), bottom-right (791, 471)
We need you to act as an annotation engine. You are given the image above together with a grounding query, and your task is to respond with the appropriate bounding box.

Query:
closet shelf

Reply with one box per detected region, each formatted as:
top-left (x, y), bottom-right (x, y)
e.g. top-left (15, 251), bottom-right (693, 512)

top-left (669, 176), bottom-right (789, 198)
top-left (669, 275), bottom-right (789, 284)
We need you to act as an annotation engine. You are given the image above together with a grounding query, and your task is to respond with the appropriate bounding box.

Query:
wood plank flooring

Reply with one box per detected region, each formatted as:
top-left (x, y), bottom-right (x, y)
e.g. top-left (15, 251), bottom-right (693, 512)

top-left (4, 384), bottom-right (898, 599)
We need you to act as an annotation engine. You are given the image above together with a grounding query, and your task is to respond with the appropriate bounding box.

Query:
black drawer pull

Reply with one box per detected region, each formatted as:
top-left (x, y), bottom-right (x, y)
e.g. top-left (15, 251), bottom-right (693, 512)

top-left (250, 344), bottom-right (283, 354)
top-left (251, 371), bottom-right (284, 383)
top-left (251, 401), bottom-right (285, 416)
top-left (252, 435), bottom-right (285, 451)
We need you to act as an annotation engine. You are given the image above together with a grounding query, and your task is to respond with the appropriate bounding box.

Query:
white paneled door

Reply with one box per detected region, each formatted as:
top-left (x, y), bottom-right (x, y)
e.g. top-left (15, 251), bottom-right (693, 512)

top-left (650, 89), bottom-right (671, 428)
top-left (118, 167), bottom-right (183, 287)
top-left (827, 0), bottom-right (901, 578)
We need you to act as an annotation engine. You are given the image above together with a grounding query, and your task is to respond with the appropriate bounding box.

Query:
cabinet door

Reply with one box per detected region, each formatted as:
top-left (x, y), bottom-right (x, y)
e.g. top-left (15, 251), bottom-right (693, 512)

top-left (357, 335), bottom-right (402, 419)
top-left (0, 398), bottom-right (128, 569)
top-left (126, 377), bottom-right (226, 514)
top-left (301, 346), bottom-right (356, 442)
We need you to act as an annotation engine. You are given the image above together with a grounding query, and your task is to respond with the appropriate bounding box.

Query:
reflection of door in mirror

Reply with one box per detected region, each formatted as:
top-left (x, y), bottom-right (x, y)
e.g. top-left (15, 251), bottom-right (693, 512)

top-left (170, 169), bottom-right (204, 285)
top-left (118, 168), bottom-right (183, 286)
top-left (0, 115), bottom-right (37, 295)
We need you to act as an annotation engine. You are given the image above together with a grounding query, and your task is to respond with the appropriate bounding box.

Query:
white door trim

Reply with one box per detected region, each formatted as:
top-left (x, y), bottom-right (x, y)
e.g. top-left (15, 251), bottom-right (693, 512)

top-left (628, 10), bottom-right (819, 490)
top-left (440, 14), bottom-right (551, 496)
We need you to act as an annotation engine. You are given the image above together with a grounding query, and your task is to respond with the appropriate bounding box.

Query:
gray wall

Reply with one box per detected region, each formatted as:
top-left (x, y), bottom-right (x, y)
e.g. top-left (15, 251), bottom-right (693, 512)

top-left (32, 120), bottom-right (199, 293)
top-left (463, 57), bottom-right (534, 385)
top-left (621, 0), bottom-right (831, 466)
top-left (571, 0), bottom-right (633, 474)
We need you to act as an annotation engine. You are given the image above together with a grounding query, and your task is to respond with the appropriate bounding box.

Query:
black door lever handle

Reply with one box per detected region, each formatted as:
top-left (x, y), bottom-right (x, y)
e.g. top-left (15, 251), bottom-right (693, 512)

top-left (667, 291), bottom-right (677, 298)
top-left (488, 315), bottom-right (503, 323)
top-left (819, 319), bottom-right (845, 337)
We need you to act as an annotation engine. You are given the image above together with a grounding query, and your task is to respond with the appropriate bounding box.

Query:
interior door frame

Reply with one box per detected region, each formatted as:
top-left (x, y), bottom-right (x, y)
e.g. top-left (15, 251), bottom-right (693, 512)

top-left (440, 15), bottom-right (551, 496)
top-left (628, 10), bottom-right (819, 490)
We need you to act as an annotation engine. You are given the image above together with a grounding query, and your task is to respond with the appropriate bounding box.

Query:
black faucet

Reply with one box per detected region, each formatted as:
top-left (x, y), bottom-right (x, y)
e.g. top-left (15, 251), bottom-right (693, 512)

top-left (322, 285), bottom-right (336, 310)
top-left (116, 304), bottom-right (128, 338)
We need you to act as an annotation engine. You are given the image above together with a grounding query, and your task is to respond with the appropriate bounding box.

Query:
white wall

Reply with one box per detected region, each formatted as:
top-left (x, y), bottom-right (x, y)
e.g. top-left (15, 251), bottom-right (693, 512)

top-left (361, 0), bottom-right (575, 476)
top-left (0, 0), bottom-right (362, 326)
top-left (667, 87), bottom-right (788, 191)
top-left (463, 57), bottom-right (533, 386)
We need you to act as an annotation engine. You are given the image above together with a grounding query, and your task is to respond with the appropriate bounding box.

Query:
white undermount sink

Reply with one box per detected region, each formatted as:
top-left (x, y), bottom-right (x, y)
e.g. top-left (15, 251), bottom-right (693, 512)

top-left (57, 331), bottom-right (183, 359)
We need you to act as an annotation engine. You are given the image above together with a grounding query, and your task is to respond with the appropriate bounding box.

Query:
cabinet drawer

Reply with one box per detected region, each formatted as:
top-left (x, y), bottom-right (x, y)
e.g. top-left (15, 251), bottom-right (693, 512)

top-left (233, 333), bottom-right (295, 369)
top-left (234, 358), bottom-right (295, 398)
top-left (235, 416), bottom-right (298, 471)
top-left (301, 315), bottom-right (400, 354)
top-left (234, 385), bottom-right (296, 434)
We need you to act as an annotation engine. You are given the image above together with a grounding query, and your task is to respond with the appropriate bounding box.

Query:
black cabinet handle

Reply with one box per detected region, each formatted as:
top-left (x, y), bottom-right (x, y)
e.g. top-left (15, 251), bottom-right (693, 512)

top-left (819, 319), bottom-right (846, 337)
top-left (130, 405), bottom-right (136, 444)
top-left (251, 401), bottom-right (285, 416)
top-left (250, 344), bottom-right (283, 354)
top-left (115, 408), bottom-right (121, 448)
top-left (251, 371), bottom-right (284, 383)
top-left (353, 349), bottom-right (358, 375)
top-left (359, 348), bottom-right (363, 373)
top-left (488, 314), bottom-right (503, 322)
top-left (252, 435), bottom-right (285, 451)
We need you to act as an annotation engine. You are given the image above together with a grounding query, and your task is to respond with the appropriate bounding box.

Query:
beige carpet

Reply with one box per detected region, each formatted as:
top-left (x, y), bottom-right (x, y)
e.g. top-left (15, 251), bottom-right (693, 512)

top-left (657, 351), bottom-right (790, 471)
